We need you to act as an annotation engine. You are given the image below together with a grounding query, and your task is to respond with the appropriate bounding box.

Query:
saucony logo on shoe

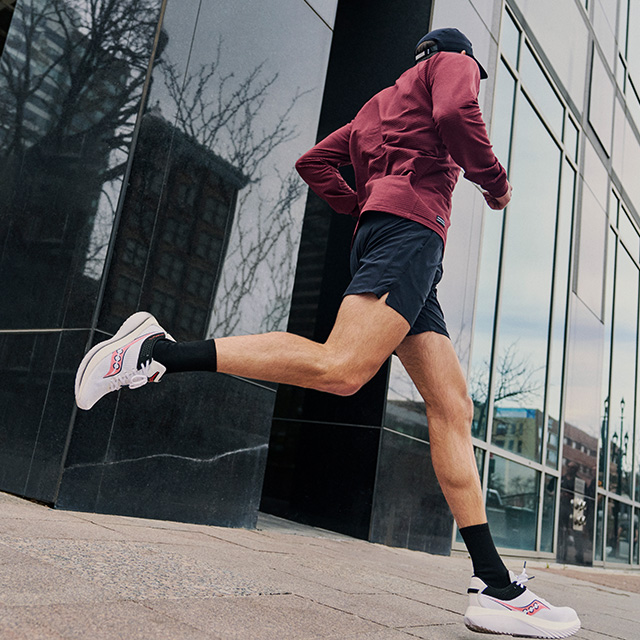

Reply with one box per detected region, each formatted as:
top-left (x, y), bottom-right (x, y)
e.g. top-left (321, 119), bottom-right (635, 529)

top-left (103, 332), bottom-right (163, 378)
top-left (74, 312), bottom-right (173, 410)
top-left (491, 597), bottom-right (551, 616)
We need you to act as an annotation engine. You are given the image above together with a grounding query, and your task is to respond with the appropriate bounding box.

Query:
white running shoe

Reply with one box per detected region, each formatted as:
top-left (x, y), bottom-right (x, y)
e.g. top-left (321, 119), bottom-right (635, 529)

top-left (464, 564), bottom-right (580, 638)
top-left (75, 312), bottom-right (174, 411)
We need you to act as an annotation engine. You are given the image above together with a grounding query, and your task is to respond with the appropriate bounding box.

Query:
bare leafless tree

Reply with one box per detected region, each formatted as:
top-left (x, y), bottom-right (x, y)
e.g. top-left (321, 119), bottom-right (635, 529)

top-left (159, 39), bottom-right (311, 335)
top-left (1, 0), bottom-right (158, 162)
top-left (470, 341), bottom-right (544, 433)
top-left (208, 169), bottom-right (305, 336)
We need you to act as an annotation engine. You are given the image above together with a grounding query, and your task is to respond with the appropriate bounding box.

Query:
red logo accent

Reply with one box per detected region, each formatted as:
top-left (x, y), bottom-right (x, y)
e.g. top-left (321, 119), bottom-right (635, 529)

top-left (148, 372), bottom-right (159, 382)
top-left (103, 333), bottom-right (159, 378)
top-left (497, 599), bottom-right (550, 616)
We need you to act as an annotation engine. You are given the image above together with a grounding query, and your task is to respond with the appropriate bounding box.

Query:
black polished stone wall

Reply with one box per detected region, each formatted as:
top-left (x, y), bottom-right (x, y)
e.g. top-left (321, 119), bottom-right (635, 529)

top-left (0, 0), bottom-right (335, 528)
top-left (57, 372), bottom-right (274, 527)
top-left (0, 0), bottom-right (164, 503)
top-left (57, 0), bottom-right (336, 526)
top-left (261, 0), bottom-right (450, 551)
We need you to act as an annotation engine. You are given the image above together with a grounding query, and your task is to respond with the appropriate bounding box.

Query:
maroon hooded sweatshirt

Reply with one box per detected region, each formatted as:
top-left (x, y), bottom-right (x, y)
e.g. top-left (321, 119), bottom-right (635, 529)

top-left (295, 51), bottom-right (509, 248)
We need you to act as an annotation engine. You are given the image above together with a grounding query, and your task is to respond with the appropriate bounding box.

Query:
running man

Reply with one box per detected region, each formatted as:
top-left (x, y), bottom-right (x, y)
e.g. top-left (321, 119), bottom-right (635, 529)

top-left (75, 28), bottom-right (580, 638)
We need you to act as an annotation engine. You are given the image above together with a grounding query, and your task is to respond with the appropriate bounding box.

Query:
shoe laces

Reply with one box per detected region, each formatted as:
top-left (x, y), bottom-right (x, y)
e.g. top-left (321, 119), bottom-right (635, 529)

top-left (107, 361), bottom-right (152, 392)
top-left (514, 561), bottom-right (535, 588)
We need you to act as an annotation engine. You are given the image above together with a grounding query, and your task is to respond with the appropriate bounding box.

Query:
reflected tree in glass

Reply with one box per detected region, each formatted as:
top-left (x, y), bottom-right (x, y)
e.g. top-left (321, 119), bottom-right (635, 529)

top-left (487, 453), bottom-right (539, 551)
top-left (157, 37), bottom-right (311, 336)
top-left (469, 341), bottom-right (544, 439)
top-left (0, 0), bottom-right (162, 326)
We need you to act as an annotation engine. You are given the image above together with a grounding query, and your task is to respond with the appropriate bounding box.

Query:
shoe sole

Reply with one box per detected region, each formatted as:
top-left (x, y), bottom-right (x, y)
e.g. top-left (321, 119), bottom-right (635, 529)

top-left (75, 312), bottom-right (160, 410)
top-left (464, 608), bottom-right (580, 638)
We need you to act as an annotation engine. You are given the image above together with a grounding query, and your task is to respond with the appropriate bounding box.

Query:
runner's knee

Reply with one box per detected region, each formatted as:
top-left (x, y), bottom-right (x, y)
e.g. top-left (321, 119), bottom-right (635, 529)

top-left (426, 387), bottom-right (473, 426)
top-left (321, 359), bottom-right (377, 396)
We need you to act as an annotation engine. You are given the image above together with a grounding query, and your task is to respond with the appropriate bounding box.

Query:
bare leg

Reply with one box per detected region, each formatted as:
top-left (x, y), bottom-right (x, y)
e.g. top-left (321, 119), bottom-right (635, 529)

top-left (395, 331), bottom-right (485, 528)
top-left (215, 293), bottom-right (410, 396)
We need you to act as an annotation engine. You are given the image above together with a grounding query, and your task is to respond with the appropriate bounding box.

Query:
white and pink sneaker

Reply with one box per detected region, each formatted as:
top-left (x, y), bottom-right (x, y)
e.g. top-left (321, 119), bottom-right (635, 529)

top-left (75, 312), bottom-right (174, 410)
top-left (464, 564), bottom-right (580, 638)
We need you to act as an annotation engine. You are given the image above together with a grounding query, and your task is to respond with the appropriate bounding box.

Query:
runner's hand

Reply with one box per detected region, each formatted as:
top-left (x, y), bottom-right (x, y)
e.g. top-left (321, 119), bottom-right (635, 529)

top-left (483, 182), bottom-right (512, 210)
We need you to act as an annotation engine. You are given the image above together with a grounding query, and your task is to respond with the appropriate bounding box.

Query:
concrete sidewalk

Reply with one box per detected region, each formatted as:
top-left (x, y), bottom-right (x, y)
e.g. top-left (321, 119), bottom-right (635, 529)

top-left (0, 491), bottom-right (638, 639)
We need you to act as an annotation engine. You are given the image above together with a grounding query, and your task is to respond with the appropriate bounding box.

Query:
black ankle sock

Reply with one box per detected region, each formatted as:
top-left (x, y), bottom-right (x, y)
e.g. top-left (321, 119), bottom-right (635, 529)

top-left (152, 338), bottom-right (217, 374)
top-left (459, 522), bottom-right (511, 588)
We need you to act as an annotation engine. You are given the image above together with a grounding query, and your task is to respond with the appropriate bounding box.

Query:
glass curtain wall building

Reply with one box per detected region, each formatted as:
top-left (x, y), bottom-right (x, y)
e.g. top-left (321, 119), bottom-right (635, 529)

top-left (2, 0), bottom-right (640, 570)
top-left (411, 0), bottom-right (640, 567)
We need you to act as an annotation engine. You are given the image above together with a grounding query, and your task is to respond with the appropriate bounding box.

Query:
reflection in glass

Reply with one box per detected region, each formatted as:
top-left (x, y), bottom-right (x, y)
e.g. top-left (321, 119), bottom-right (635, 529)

top-left (468, 61), bottom-right (516, 441)
top-left (475, 446), bottom-right (485, 480)
top-left (185, 2), bottom-right (334, 338)
top-left (595, 493), bottom-right (605, 561)
top-left (618, 0), bottom-right (629, 57)
top-left (588, 46), bottom-right (614, 153)
top-left (546, 160), bottom-right (575, 467)
top-left (627, 77), bottom-right (640, 133)
top-left (455, 446), bottom-right (487, 544)
top-left (491, 96), bottom-right (562, 463)
top-left (626, 0), bottom-right (640, 82)
top-left (616, 55), bottom-right (626, 92)
top-left (486, 454), bottom-right (539, 550)
top-left (541, 475), bottom-right (556, 552)
top-left (563, 116), bottom-right (579, 162)
top-left (608, 245), bottom-right (637, 498)
top-left (99, 0), bottom-right (334, 340)
top-left (500, 8), bottom-right (520, 66)
top-left (634, 510), bottom-right (639, 564)
top-left (520, 43), bottom-right (564, 138)
top-left (385, 356), bottom-right (429, 443)
top-left (606, 499), bottom-right (631, 563)
top-left (0, 0), bottom-right (162, 329)
top-left (599, 228), bottom-right (616, 489)
top-left (576, 189), bottom-right (607, 318)
top-left (100, 112), bottom-right (249, 339)
top-left (618, 206), bottom-right (639, 262)
top-left (0, 1), bottom-right (16, 57)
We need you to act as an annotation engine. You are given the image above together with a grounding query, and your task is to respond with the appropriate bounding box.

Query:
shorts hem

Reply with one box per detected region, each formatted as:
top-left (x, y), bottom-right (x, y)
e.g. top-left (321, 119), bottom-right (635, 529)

top-left (343, 287), bottom-right (414, 326)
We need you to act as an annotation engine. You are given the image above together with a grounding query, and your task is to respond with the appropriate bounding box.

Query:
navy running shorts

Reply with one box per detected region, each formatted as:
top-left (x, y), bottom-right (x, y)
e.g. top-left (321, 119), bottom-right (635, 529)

top-left (343, 211), bottom-right (450, 338)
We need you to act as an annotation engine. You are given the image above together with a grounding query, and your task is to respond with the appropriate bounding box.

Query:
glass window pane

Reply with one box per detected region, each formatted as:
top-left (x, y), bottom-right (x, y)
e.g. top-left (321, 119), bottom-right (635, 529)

top-left (486, 454), bottom-right (540, 551)
top-left (576, 188), bottom-right (607, 318)
top-left (541, 475), bottom-right (557, 552)
top-left (469, 61), bottom-right (516, 441)
top-left (0, 0), bottom-right (163, 329)
top-left (500, 9), bottom-right (520, 66)
top-left (148, 0), bottom-right (336, 339)
top-left (491, 96), bottom-right (562, 463)
top-left (627, 77), bottom-right (640, 132)
top-left (618, 0), bottom-right (629, 57)
top-left (616, 55), bottom-right (626, 92)
top-left (606, 499), bottom-right (631, 563)
top-left (618, 206), bottom-right (639, 261)
top-left (475, 446), bottom-right (486, 479)
top-left (563, 116), bottom-right (579, 162)
top-left (599, 228), bottom-right (616, 489)
top-left (595, 493), bottom-right (605, 561)
top-left (588, 46), bottom-right (615, 154)
top-left (455, 446), bottom-right (487, 545)
top-left (520, 43), bottom-right (564, 138)
top-left (608, 246), bottom-right (637, 498)
top-left (634, 509), bottom-right (639, 564)
top-left (626, 0), bottom-right (640, 81)
top-left (546, 161), bottom-right (576, 468)
top-left (584, 138), bottom-right (609, 210)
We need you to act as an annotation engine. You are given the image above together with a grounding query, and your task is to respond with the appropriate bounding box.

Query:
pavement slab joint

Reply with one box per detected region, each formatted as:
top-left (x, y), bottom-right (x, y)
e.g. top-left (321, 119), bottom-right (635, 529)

top-left (1, 492), bottom-right (639, 639)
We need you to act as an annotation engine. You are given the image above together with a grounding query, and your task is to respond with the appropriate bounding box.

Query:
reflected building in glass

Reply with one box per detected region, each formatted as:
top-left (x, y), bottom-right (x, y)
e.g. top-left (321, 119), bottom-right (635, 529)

top-left (2, 0), bottom-right (640, 570)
